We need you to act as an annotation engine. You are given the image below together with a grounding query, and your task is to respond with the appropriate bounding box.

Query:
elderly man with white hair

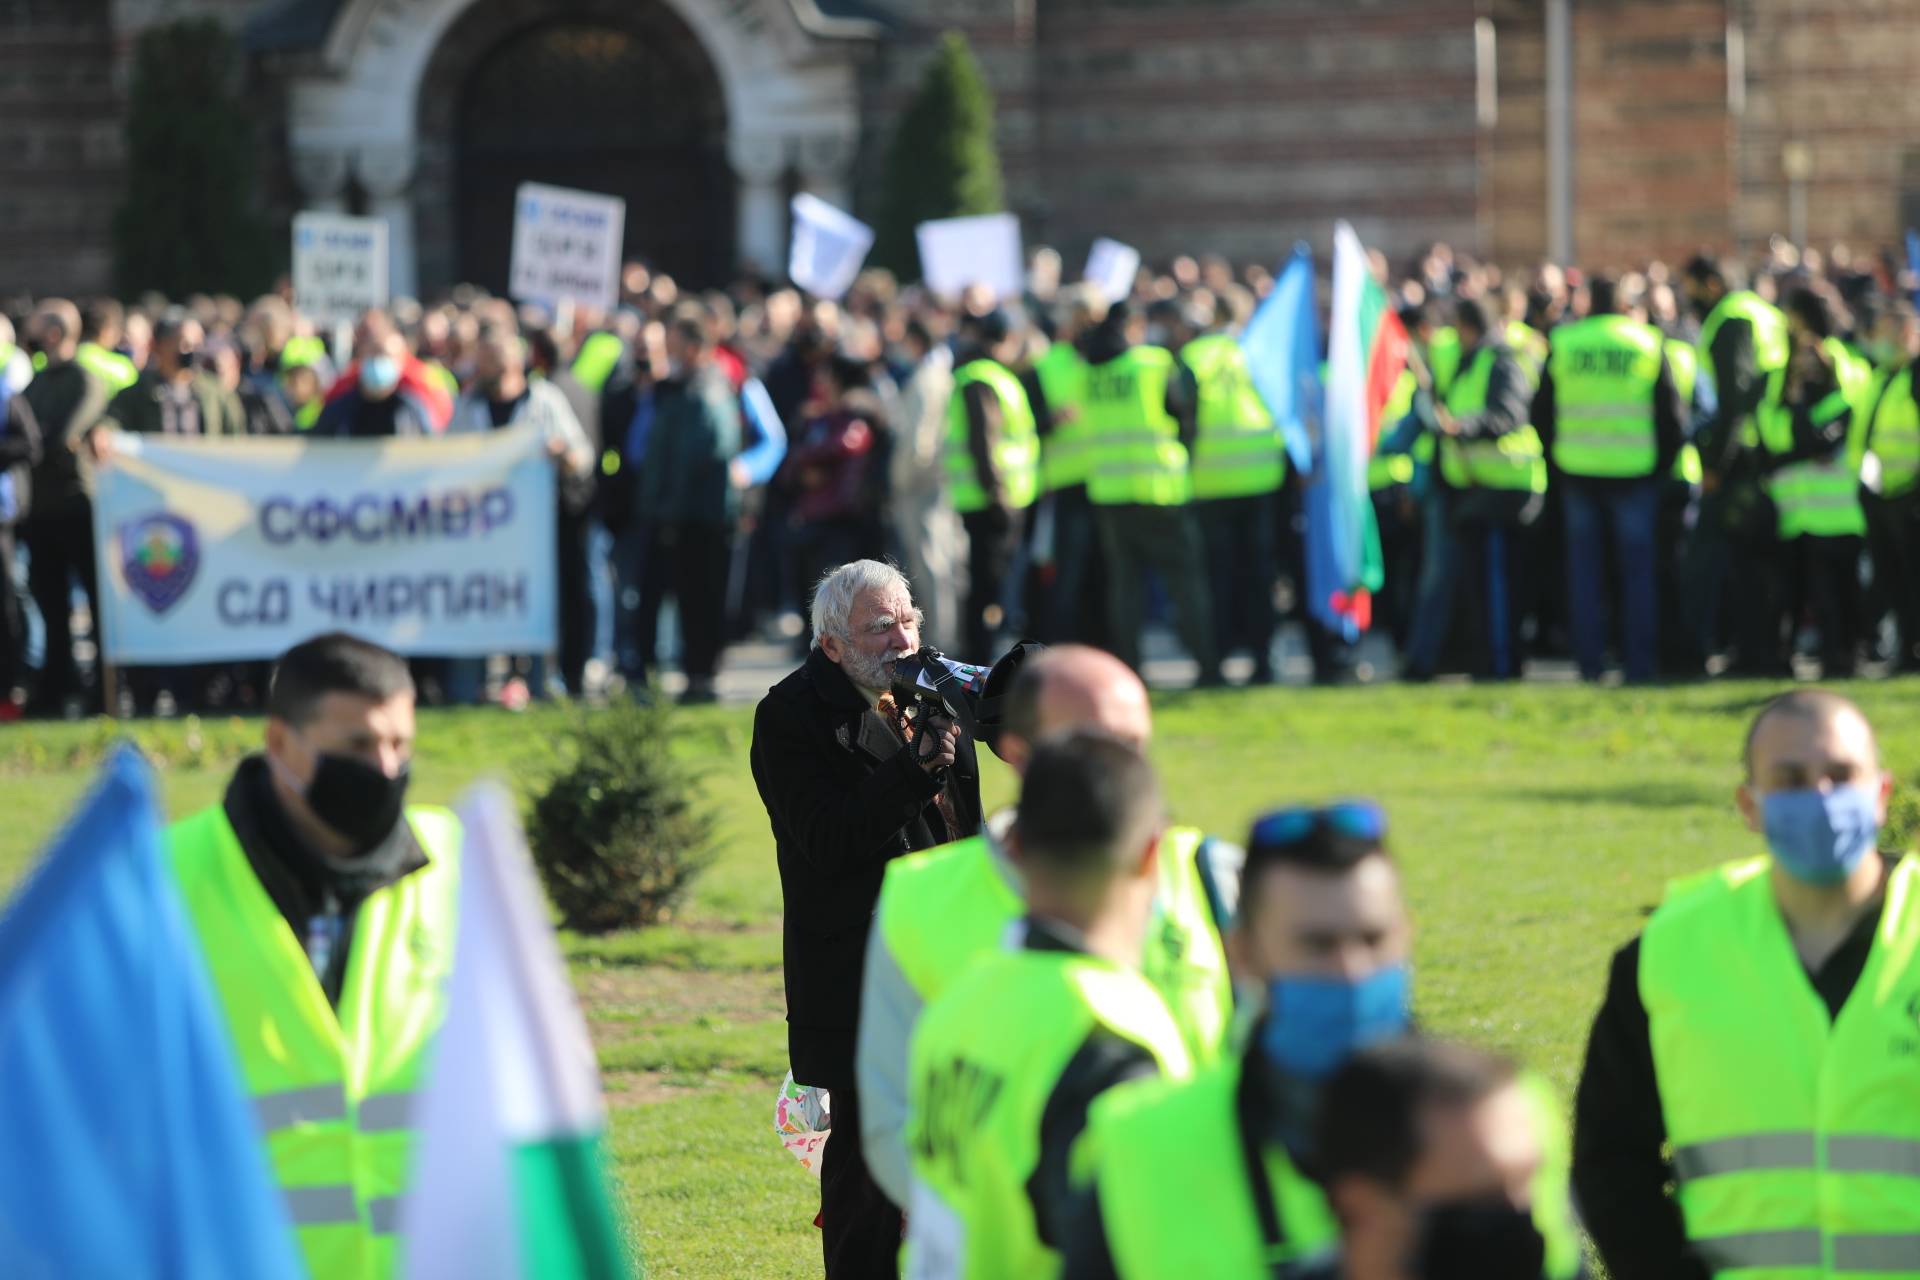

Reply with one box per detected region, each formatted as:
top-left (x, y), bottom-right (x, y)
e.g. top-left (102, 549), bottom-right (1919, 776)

top-left (751, 558), bottom-right (976, 1280)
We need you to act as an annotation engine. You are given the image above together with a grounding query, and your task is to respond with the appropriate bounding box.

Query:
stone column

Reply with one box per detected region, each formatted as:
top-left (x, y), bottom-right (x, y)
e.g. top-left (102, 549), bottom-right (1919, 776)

top-left (289, 145), bottom-right (351, 214)
top-left (795, 131), bottom-right (858, 214)
top-left (358, 143), bottom-right (419, 300)
top-left (729, 134), bottom-right (788, 278)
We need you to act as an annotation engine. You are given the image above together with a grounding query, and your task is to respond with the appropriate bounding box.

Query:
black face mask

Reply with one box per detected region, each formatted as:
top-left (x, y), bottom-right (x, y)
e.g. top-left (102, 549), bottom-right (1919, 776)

top-left (304, 753), bottom-right (410, 852)
top-left (1414, 1199), bottom-right (1546, 1280)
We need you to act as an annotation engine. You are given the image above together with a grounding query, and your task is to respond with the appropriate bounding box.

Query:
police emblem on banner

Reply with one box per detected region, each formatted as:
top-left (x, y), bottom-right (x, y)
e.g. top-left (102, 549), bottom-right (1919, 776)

top-left (119, 512), bottom-right (199, 614)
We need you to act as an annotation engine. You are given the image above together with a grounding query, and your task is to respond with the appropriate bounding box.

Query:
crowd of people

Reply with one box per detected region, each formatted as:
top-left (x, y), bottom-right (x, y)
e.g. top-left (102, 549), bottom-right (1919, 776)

top-left (758, 557), bottom-right (1911, 1280)
top-left (4, 234), bottom-right (1918, 717)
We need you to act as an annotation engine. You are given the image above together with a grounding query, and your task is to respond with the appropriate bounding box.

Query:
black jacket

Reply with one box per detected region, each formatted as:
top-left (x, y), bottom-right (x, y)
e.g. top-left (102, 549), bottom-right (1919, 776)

top-left (1572, 875), bottom-right (1885, 1280)
top-left (750, 647), bottom-right (980, 1039)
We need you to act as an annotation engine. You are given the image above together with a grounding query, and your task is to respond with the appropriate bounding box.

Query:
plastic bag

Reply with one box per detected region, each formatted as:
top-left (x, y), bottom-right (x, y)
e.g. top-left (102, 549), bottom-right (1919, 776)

top-left (774, 1070), bottom-right (831, 1178)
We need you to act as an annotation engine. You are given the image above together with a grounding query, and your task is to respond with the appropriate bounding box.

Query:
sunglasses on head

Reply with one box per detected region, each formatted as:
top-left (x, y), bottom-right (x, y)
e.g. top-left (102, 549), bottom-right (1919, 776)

top-left (1249, 801), bottom-right (1388, 851)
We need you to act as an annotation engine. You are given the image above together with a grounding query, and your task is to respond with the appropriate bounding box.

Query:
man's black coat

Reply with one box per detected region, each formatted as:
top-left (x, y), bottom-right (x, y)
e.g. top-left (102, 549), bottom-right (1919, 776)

top-left (751, 646), bottom-right (981, 1086)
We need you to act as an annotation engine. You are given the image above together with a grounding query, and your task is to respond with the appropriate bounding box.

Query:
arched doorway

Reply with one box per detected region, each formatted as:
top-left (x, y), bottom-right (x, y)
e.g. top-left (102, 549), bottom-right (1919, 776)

top-left (433, 6), bottom-right (732, 294)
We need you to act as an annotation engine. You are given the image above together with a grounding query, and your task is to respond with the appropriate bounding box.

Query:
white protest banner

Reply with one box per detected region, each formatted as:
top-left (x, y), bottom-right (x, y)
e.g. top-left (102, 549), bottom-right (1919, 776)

top-left (509, 182), bottom-right (626, 310)
top-left (92, 427), bottom-right (556, 663)
top-left (915, 212), bottom-right (1024, 300)
top-left (789, 193), bottom-right (874, 301)
top-left (292, 212), bottom-right (389, 323)
top-left (1083, 237), bottom-right (1141, 304)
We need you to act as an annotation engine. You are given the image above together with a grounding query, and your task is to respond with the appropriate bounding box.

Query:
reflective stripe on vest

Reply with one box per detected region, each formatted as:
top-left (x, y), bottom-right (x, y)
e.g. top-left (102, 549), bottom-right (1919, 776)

top-left (1184, 333), bottom-right (1283, 500)
top-left (1438, 346), bottom-right (1547, 494)
top-left (906, 950), bottom-right (1193, 1280)
top-left (1035, 341), bottom-right (1093, 491)
top-left (1084, 346), bottom-right (1189, 506)
top-left (168, 803), bottom-right (462, 1280)
top-left (1868, 366), bottom-right (1920, 499)
top-left (945, 359), bottom-right (1039, 513)
top-left (878, 827), bottom-right (1233, 1066)
top-left (1758, 339), bottom-right (1870, 539)
top-left (1642, 854), bottom-right (1920, 1277)
top-left (1548, 315), bottom-right (1663, 478)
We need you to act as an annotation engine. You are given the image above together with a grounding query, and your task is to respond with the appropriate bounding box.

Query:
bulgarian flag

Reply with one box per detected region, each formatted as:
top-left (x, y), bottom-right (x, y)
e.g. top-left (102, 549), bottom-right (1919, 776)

top-left (401, 786), bottom-right (630, 1280)
top-left (1309, 220), bottom-right (1411, 640)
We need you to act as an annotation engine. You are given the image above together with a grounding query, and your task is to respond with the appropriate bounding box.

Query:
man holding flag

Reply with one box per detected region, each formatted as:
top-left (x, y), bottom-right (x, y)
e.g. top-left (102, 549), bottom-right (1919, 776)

top-left (165, 632), bottom-right (462, 1280)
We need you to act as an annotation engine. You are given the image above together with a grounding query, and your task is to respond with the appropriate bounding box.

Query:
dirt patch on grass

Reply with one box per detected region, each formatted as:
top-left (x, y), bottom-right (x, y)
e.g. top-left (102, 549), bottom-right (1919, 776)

top-left (602, 1070), bottom-right (727, 1108)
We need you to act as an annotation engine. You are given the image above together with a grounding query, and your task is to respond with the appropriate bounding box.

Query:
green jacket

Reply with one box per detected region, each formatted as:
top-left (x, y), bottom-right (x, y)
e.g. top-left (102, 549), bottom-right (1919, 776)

top-left (102, 370), bottom-right (247, 439)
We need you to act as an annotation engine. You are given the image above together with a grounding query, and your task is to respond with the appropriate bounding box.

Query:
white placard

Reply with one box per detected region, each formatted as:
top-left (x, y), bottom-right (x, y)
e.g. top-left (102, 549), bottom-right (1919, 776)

top-left (1083, 237), bottom-right (1141, 304)
top-left (509, 182), bottom-right (626, 311)
top-left (915, 212), bottom-right (1024, 301)
top-left (789, 193), bottom-right (875, 301)
top-left (93, 428), bottom-right (557, 663)
top-left (292, 212), bottom-right (389, 323)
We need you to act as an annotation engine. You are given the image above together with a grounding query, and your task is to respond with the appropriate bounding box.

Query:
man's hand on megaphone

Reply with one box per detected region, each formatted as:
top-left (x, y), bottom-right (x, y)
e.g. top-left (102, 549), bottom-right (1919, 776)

top-left (915, 712), bottom-right (959, 775)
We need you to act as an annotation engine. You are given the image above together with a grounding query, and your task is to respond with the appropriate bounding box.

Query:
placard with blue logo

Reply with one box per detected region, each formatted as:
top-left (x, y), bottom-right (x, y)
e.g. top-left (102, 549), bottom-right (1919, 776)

top-left (91, 426), bottom-right (557, 663)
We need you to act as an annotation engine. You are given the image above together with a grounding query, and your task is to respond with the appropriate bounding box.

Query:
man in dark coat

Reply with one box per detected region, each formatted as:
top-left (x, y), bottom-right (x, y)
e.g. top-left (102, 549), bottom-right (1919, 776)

top-left (750, 558), bottom-right (975, 1280)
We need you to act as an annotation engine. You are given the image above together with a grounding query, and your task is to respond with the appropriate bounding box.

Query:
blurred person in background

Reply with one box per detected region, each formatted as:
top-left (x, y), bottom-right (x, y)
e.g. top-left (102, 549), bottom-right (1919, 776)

top-left (315, 319), bottom-right (436, 439)
top-left (630, 316), bottom-right (743, 703)
top-left (1859, 300), bottom-right (1920, 670)
top-left (529, 328), bottom-right (600, 693)
top-left (321, 309), bottom-right (452, 433)
top-left (780, 356), bottom-right (888, 649)
top-left (1760, 289), bottom-right (1872, 678)
top-left (946, 308), bottom-right (1040, 660)
top-left (448, 329), bottom-right (596, 698)
top-left (77, 298), bottom-right (138, 393)
top-left (889, 316), bottom-right (958, 652)
top-left (1030, 284), bottom-right (1107, 646)
top-left (20, 298), bottom-right (109, 716)
top-left (0, 354), bottom-right (39, 719)
top-left (1183, 291), bottom-right (1286, 684)
top-left (1681, 255), bottom-right (1788, 676)
top-left (98, 309), bottom-right (244, 438)
top-left (1081, 300), bottom-right (1219, 683)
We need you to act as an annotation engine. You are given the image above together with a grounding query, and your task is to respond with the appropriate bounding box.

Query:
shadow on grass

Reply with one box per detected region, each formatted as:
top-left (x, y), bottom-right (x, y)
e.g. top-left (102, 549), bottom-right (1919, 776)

top-left (565, 926), bottom-right (782, 972)
top-left (1516, 781), bottom-right (1724, 809)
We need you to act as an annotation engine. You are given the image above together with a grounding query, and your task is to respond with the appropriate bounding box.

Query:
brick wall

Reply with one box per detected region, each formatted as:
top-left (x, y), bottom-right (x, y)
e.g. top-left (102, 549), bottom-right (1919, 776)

top-left (0, 1), bottom-right (123, 298)
top-left (859, 0), bottom-right (1483, 272)
top-left (1735, 0), bottom-right (1920, 260)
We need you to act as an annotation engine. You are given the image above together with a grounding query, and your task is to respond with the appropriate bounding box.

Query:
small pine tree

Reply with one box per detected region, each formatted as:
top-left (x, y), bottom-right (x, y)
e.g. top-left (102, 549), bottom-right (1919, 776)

top-left (873, 31), bottom-right (1005, 281)
top-left (113, 18), bottom-right (275, 300)
top-left (526, 696), bottom-right (715, 934)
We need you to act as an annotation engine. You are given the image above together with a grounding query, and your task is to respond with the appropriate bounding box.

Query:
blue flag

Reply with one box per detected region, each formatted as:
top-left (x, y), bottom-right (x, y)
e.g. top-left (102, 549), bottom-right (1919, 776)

top-left (1907, 228), bottom-right (1920, 311)
top-left (1242, 242), bottom-right (1323, 473)
top-left (0, 745), bottom-right (304, 1280)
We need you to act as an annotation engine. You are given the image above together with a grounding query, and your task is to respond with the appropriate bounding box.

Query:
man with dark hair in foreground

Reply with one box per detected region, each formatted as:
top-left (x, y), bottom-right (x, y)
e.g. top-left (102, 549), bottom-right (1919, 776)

top-left (164, 631), bottom-right (462, 1280)
top-left (1305, 1038), bottom-right (1557, 1280)
top-left (904, 731), bottom-right (1193, 1280)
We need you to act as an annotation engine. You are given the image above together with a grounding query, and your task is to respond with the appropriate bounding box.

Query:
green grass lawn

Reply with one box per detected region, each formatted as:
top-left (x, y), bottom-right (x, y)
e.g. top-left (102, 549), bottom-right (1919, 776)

top-left (6, 680), bottom-right (1920, 1276)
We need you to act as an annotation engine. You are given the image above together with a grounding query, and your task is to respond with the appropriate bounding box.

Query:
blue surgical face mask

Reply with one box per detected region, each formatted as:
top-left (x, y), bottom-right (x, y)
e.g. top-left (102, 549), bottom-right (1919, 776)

top-left (362, 354), bottom-right (401, 393)
top-left (1761, 784), bottom-right (1880, 885)
top-left (1259, 962), bottom-right (1411, 1082)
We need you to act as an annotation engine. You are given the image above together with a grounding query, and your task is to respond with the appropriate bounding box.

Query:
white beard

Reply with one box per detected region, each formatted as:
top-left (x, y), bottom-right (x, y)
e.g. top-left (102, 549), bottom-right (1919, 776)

top-left (842, 646), bottom-right (911, 695)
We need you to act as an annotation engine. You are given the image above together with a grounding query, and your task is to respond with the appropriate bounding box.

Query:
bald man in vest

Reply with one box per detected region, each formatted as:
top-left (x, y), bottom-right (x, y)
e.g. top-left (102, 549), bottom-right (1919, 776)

top-left (1574, 688), bottom-right (1915, 1277)
top-left (857, 644), bottom-right (1238, 1211)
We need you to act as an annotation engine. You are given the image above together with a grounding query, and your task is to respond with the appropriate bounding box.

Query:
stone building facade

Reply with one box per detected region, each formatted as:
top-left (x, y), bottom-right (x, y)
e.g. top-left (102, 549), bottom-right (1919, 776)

top-left (4, 0), bottom-right (1920, 300)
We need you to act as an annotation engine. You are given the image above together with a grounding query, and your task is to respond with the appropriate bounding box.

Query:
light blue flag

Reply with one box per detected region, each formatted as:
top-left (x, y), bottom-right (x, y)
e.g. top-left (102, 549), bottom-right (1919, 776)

top-left (0, 745), bottom-right (304, 1280)
top-left (1241, 242), bottom-right (1323, 473)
